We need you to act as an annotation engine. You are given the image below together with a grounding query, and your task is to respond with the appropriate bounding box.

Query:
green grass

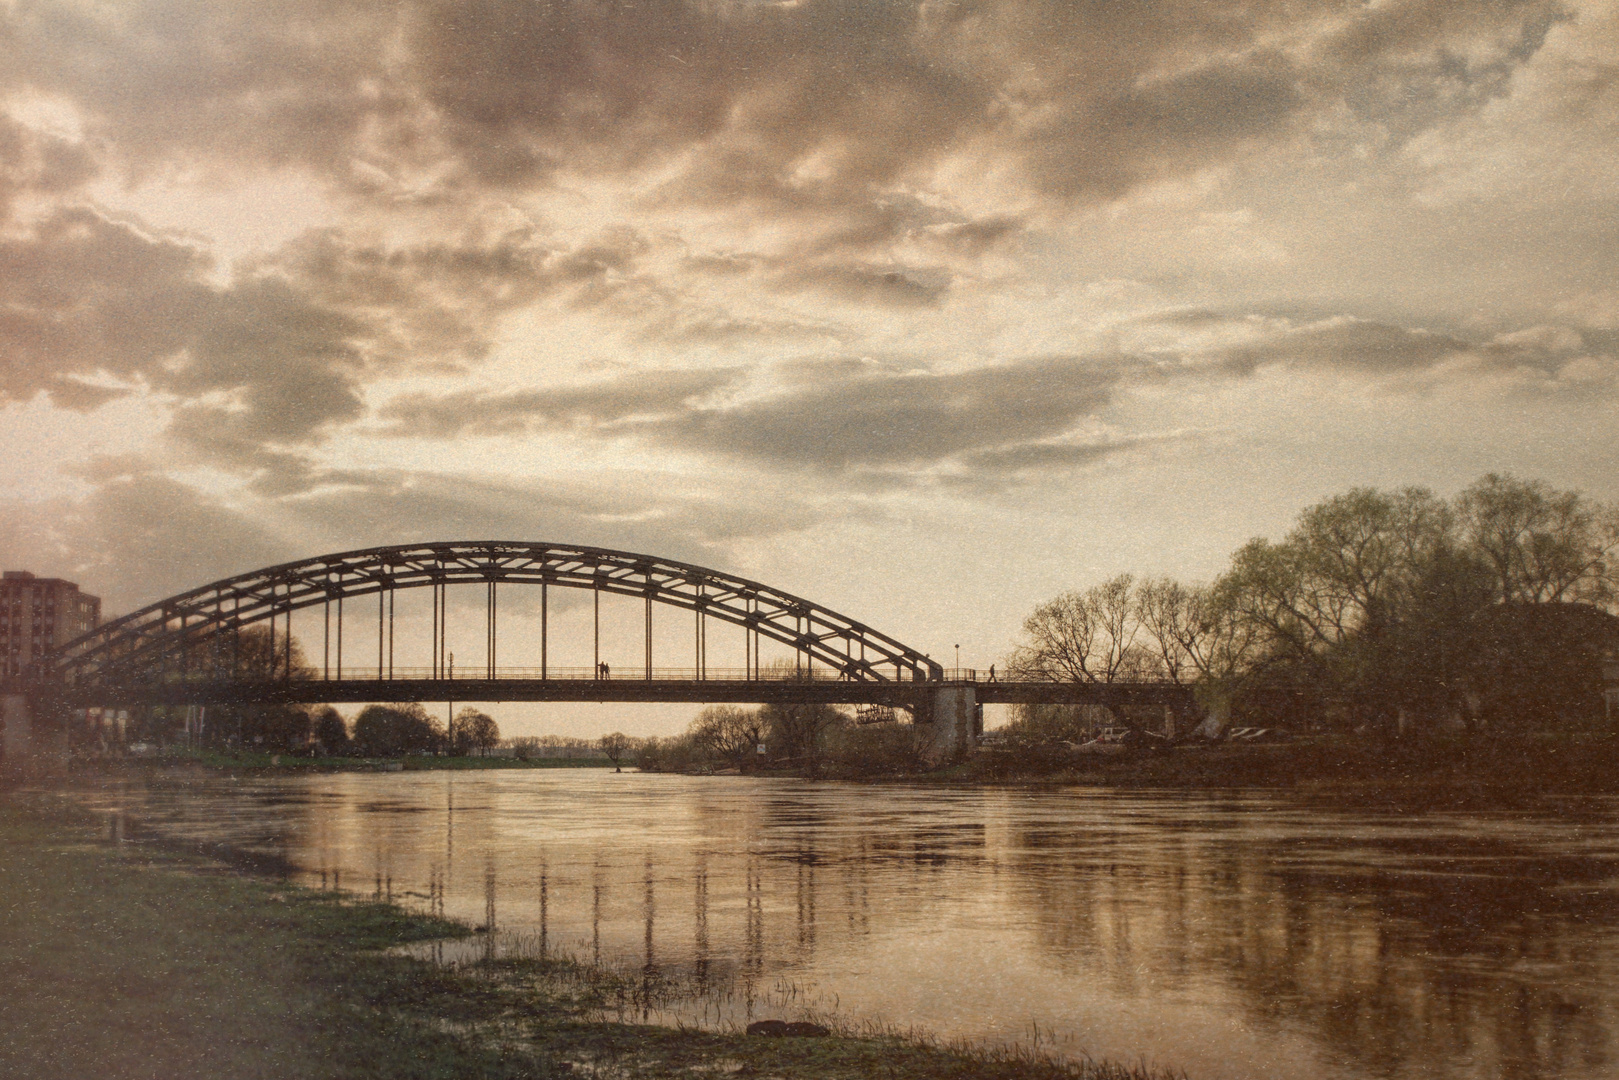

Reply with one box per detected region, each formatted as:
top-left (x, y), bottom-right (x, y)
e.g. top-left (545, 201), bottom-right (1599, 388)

top-left (0, 795), bottom-right (1180, 1080)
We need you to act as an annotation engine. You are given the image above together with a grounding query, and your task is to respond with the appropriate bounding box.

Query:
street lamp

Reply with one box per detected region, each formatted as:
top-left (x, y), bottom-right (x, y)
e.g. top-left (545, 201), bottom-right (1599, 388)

top-left (954, 644), bottom-right (960, 676)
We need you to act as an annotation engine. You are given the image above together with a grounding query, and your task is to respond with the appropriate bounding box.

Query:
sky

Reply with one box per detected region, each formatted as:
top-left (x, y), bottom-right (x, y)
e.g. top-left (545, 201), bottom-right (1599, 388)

top-left (3, 0), bottom-right (1617, 736)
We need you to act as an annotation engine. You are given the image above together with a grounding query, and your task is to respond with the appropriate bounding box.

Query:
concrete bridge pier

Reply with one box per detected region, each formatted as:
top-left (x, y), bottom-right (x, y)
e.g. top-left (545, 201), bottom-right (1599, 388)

top-left (2, 693), bottom-right (67, 776)
top-left (919, 686), bottom-right (979, 765)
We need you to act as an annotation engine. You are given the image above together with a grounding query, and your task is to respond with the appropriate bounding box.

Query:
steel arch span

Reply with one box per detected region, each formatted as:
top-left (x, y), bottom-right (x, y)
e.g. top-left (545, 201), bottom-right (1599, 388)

top-left (47, 541), bottom-right (944, 691)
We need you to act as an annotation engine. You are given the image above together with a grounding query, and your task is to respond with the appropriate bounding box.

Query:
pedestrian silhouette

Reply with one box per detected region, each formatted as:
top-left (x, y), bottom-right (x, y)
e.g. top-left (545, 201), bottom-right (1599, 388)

top-left (988, 664), bottom-right (996, 682)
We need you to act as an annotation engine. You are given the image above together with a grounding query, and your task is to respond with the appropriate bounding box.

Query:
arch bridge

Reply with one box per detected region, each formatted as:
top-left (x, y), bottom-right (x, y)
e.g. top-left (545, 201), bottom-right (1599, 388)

top-left (4, 541), bottom-right (1196, 764)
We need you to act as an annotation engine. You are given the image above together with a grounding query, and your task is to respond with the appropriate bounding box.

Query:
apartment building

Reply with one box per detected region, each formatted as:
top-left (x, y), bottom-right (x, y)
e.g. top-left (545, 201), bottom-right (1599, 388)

top-left (1, 571), bottom-right (101, 679)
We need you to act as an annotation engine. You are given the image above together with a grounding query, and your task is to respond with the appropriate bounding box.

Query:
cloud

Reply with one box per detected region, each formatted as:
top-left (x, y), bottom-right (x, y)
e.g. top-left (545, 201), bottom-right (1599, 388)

top-left (5, 2), bottom-right (1570, 224)
top-left (771, 263), bottom-right (952, 308)
top-left (375, 351), bottom-right (1140, 474)
top-left (961, 434), bottom-right (1184, 475)
top-left (632, 355), bottom-right (1134, 471)
top-left (0, 207), bottom-right (564, 465)
top-left (1208, 316), bottom-right (1472, 376)
top-left (378, 367), bottom-right (748, 438)
top-left (0, 112), bottom-right (100, 220)
top-left (0, 470), bottom-right (292, 613)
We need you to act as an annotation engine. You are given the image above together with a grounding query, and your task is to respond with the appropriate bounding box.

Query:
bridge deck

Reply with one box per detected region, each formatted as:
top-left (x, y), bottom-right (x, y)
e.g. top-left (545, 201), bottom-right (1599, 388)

top-left (36, 676), bottom-right (1194, 710)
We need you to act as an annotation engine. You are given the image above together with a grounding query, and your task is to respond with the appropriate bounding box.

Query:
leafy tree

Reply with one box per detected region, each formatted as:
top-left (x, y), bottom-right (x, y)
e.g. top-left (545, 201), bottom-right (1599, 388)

top-left (311, 706), bottom-right (349, 755)
top-left (180, 626), bottom-right (319, 749)
top-left (351, 703), bottom-right (443, 756)
top-left (1456, 473), bottom-right (1619, 606)
top-left (449, 707), bottom-right (500, 755)
top-left (1463, 603), bottom-right (1619, 729)
top-left (1007, 476), bottom-right (1619, 738)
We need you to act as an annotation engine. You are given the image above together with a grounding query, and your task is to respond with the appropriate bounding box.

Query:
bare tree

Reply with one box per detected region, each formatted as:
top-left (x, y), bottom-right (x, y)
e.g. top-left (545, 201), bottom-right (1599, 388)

top-left (599, 731), bottom-right (632, 771)
top-left (760, 701), bottom-right (844, 761)
top-left (1135, 577), bottom-right (1256, 684)
top-left (1011, 573), bottom-right (1148, 682)
top-left (689, 705), bottom-right (763, 765)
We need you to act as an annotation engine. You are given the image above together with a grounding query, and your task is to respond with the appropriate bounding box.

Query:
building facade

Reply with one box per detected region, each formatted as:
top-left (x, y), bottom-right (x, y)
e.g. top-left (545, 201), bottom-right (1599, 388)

top-left (1, 570), bottom-right (101, 679)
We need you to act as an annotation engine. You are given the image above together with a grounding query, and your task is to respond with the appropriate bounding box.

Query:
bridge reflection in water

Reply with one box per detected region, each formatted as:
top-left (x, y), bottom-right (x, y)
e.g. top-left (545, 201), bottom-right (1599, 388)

top-left (84, 773), bottom-right (1619, 1080)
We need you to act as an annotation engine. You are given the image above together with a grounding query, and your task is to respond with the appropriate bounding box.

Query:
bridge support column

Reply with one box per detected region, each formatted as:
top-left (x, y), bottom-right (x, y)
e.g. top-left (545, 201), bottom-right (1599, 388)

top-left (2, 693), bottom-right (65, 776)
top-left (2, 693), bottom-right (31, 765)
top-left (919, 686), bottom-right (977, 765)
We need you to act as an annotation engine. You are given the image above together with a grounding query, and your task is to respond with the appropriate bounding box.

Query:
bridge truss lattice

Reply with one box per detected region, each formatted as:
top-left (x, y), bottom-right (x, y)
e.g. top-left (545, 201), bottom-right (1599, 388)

top-left (46, 542), bottom-right (945, 693)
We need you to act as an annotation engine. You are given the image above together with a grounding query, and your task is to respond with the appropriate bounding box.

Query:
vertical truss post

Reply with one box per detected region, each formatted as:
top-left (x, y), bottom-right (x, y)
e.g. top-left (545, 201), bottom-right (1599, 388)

top-left (323, 596), bottom-right (330, 681)
top-left (388, 585), bottom-right (395, 680)
top-left (540, 580), bottom-right (548, 680)
top-left (431, 578), bottom-right (439, 679)
top-left (644, 593), bottom-right (652, 680)
top-left (336, 595), bottom-right (343, 679)
top-left (487, 580), bottom-right (496, 680)
top-left (378, 586), bottom-right (384, 681)
top-left (593, 580), bottom-right (600, 677)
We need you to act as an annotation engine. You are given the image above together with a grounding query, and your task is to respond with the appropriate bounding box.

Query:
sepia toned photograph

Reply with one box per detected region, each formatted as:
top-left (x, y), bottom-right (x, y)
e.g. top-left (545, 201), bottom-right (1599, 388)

top-left (3, 3), bottom-right (1618, 1078)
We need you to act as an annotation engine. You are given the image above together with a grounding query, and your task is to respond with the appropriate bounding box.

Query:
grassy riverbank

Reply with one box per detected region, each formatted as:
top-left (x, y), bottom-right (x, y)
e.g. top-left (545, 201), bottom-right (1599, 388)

top-left (0, 796), bottom-right (1178, 1080)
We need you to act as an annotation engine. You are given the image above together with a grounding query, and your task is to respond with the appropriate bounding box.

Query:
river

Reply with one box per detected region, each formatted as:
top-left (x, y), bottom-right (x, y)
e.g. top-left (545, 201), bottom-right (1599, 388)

top-left (78, 770), bottom-right (1619, 1080)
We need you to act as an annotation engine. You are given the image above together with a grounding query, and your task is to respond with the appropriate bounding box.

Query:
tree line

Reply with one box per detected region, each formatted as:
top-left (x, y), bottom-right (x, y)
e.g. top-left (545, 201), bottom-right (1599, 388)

top-left (633, 660), bottom-right (925, 774)
top-left (1007, 473), bottom-right (1619, 740)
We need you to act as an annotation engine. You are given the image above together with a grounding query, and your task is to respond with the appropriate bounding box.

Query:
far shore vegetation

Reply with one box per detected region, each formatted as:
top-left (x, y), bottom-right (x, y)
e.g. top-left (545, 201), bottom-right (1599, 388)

top-left (633, 473), bottom-right (1619, 794)
top-left (0, 795), bottom-right (1178, 1080)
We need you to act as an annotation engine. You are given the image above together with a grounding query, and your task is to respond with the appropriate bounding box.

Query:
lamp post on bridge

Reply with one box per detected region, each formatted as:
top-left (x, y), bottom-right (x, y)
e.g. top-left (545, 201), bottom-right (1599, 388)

top-left (954, 645), bottom-right (959, 679)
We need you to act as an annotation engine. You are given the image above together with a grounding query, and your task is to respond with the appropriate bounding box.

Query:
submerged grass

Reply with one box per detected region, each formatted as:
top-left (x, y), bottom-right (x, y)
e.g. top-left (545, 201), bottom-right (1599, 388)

top-left (0, 794), bottom-right (1182, 1080)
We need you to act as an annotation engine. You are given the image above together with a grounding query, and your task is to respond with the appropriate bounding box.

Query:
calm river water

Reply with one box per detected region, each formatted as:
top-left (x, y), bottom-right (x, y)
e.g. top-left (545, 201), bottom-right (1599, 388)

top-left (80, 771), bottom-right (1619, 1080)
